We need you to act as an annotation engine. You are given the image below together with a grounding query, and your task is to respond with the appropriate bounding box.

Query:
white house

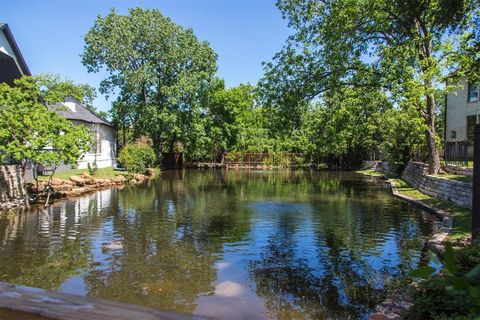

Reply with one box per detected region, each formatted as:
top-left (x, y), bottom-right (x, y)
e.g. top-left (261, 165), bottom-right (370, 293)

top-left (0, 22), bottom-right (117, 172)
top-left (50, 98), bottom-right (117, 170)
top-left (445, 76), bottom-right (480, 158)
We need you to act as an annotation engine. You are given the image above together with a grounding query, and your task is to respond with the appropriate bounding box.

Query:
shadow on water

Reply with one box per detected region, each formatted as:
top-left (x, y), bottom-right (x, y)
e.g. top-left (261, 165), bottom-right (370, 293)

top-left (0, 169), bottom-right (437, 319)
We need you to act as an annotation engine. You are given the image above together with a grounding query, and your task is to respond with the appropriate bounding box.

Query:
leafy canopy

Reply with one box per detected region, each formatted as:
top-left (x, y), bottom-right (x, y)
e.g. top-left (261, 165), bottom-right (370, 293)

top-left (0, 75), bottom-right (92, 169)
top-left (260, 0), bottom-right (479, 173)
top-left (82, 7), bottom-right (218, 154)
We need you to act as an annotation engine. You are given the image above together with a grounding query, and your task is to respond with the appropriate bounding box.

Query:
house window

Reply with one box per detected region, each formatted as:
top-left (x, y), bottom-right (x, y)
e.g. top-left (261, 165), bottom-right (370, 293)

top-left (467, 115), bottom-right (477, 145)
top-left (451, 131), bottom-right (457, 139)
top-left (468, 83), bottom-right (480, 102)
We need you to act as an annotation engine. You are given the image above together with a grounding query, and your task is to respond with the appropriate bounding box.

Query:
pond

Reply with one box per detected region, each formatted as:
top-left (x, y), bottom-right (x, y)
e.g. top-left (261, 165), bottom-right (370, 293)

top-left (0, 170), bottom-right (438, 319)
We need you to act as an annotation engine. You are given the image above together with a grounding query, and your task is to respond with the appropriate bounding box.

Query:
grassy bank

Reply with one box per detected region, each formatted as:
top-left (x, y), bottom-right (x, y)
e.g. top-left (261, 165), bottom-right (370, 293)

top-left (357, 169), bottom-right (470, 242)
top-left (433, 173), bottom-right (473, 183)
top-left (37, 168), bottom-right (124, 181)
top-left (355, 169), bottom-right (385, 177)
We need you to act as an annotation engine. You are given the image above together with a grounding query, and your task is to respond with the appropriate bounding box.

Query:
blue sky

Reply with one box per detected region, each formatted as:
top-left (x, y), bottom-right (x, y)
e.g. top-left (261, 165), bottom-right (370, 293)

top-left (0, 0), bottom-right (291, 112)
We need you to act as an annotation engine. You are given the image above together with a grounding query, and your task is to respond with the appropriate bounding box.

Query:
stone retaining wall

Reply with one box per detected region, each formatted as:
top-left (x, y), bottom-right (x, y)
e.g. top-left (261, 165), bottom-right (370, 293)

top-left (442, 164), bottom-right (473, 176)
top-left (402, 162), bottom-right (472, 208)
top-left (0, 165), bottom-right (26, 210)
top-left (360, 160), bottom-right (379, 170)
top-left (360, 160), bottom-right (396, 176)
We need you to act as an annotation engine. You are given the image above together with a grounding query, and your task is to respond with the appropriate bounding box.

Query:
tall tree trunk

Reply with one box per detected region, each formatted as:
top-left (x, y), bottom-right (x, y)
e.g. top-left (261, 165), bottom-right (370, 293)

top-left (122, 122), bottom-right (126, 147)
top-left (22, 162), bottom-right (30, 209)
top-left (415, 16), bottom-right (441, 174)
top-left (425, 93), bottom-right (441, 174)
top-left (169, 138), bottom-right (176, 165)
top-left (152, 135), bottom-right (163, 166)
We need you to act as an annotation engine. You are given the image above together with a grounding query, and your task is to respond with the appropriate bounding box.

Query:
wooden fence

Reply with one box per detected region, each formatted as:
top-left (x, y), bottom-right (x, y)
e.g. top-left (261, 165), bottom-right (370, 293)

top-left (224, 153), bottom-right (310, 167)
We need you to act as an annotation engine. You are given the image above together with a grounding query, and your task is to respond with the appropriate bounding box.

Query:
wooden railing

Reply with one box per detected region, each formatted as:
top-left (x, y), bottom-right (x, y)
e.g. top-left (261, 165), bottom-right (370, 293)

top-left (0, 282), bottom-right (208, 320)
top-left (224, 152), bottom-right (309, 167)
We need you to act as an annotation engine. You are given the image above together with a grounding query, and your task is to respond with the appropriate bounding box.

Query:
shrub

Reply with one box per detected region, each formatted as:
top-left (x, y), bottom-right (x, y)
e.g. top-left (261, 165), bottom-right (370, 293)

top-left (406, 276), bottom-right (471, 320)
top-left (87, 161), bottom-right (98, 176)
top-left (407, 244), bottom-right (480, 319)
top-left (454, 242), bottom-right (480, 275)
top-left (118, 143), bottom-right (156, 174)
top-left (292, 156), bottom-right (305, 166)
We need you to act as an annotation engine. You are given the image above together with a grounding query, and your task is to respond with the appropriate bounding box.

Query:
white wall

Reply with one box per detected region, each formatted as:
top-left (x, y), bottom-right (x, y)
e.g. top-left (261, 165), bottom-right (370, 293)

top-left (446, 77), bottom-right (480, 142)
top-left (73, 121), bottom-right (116, 169)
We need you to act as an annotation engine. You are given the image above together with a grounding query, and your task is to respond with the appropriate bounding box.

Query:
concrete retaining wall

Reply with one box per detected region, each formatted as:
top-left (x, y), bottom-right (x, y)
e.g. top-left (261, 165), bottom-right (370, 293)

top-left (402, 162), bottom-right (472, 208)
top-left (0, 165), bottom-right (26, 210)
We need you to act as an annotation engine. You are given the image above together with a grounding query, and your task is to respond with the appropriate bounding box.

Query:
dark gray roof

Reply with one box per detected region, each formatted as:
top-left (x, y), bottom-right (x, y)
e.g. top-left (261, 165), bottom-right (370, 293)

top-left (0, 22), bottom-right (31, 81)
top-left (50, 97), bottom-right (111, 127)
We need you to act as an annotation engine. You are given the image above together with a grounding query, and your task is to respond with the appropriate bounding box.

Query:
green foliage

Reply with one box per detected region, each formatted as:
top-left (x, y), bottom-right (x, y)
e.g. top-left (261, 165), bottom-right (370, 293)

top-left (260, 0), bottom-right (479, 173)
top-left (87, 161), bottom-right (98, 176)
top-left (202, 82), bottom-right (274, 157)
top-left (407, 276), bottom-right (473, 320)
top-left (298, 86), bottom-right (392, 168)
top-left (454, 243), bottom-right (480, 274)
top-left (118, 143), bottom-right (156, 174)
top-left (408, 243), bottom-right (480, 319)
top-left (35, 73), bottom-right (96, 107)
top-left (78, 1), bottom-right (478, 168)
top-left (378, 105), bottom-right (427, 171)
top-left (41, 74), bottom-right (108, 121)
top-left (458, 7), bottom-right (480, 82)
top-left (82, 7), bottom-right (217, 158)
top-left (110, 96), bottom-right (134, 146)
top-left (0, 75), bottom-right (92, 172)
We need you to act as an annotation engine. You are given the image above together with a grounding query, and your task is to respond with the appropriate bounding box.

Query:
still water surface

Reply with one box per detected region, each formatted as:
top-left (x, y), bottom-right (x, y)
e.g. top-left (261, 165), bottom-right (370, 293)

top-left (0, 170), bottom-right (438, 319)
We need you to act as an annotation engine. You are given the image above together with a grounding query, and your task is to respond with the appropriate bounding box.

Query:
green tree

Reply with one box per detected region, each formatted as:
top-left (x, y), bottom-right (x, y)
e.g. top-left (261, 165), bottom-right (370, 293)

top-left (82, 7), bottom-right (217, 160)
top-left (0, 76), bottom-right (92, 207)
top-left (262, 0), bottom-right (478, 173)
top-left (378, 105), bottom-right (427, 171)
top-left (459, 5), bottom-right (480, 80)
top-left (110, 94), bottom-right (135, 147)
top-left (301, 86), bottom-right (391, 169)
top-left (38, 73), bottom-right (107, 121)
top-left (203, 82), bottom-right (271, 159)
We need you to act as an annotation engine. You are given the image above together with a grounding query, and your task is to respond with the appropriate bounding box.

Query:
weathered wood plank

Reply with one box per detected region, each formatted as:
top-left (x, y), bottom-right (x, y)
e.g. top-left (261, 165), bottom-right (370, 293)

top-left (0, 282), bottom-right (209, 320)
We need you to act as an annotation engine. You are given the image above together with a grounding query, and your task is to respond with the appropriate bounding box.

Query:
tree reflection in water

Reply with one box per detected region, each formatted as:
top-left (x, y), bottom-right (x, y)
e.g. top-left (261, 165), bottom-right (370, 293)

top-left (0, 170), bottom-right (436, 319)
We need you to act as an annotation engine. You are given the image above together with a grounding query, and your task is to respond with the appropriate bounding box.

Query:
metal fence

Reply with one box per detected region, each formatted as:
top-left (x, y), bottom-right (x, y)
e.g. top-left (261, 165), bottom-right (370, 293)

top-left (444, 140), bottom-right (469, 167)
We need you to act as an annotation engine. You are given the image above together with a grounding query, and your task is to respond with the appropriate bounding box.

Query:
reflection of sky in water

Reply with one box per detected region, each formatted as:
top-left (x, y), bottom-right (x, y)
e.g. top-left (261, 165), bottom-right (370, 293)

top-left (0, 170), bottom-right (439, 320)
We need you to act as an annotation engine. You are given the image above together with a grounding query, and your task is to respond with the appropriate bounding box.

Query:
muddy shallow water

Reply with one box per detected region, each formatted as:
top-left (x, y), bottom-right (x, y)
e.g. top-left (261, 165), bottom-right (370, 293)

top-left (0, 170), bottom-right (438, 319)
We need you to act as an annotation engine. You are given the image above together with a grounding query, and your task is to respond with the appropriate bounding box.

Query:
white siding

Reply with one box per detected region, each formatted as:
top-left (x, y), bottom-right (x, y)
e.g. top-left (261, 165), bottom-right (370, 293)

top-left (72, 121), bottom-right (116, 169)
top-left (446, 77), bottom-right (480, 142)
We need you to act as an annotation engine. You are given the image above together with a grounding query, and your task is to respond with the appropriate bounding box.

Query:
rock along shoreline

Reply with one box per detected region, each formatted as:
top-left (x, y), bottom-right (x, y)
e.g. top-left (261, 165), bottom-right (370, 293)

top-left (25, 170), bottom-right (156, 209)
